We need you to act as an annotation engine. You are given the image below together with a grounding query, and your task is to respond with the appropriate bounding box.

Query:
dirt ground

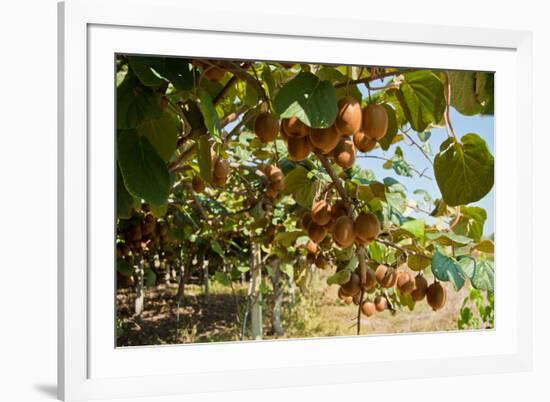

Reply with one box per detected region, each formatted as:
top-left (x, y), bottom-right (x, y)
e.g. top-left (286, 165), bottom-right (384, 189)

top-left (116, 273), bottom-right (472, 347)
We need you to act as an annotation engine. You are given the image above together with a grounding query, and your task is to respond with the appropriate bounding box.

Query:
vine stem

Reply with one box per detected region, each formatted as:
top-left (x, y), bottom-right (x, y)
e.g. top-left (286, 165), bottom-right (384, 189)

top-left (357, 290), bottom-right (365, 336)
top-left (316, 153), bottom-right (350, 204)
top-left (444, 72), bottom-right (459, 142)
top-left (333, 68), bottom-right (417, 88)
top-left (403, 131), bottom-right (433, 166)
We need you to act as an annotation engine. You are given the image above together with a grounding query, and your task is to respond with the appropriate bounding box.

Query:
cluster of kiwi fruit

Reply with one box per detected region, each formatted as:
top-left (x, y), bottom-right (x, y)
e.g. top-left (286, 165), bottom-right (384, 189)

top-left (253, 97), bottom-right (389, 168)
top-left (300, 200), bottom-right (381, 250)
top-left (117, 204), bottom-right (169, 257)
top-left (337, 264), bottom-right (446, 316)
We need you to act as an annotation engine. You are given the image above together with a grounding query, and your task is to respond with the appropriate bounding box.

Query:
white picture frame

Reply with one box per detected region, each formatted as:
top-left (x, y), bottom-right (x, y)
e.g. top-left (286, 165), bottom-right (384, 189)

top-left (58, 0), bottom-right (533, 400)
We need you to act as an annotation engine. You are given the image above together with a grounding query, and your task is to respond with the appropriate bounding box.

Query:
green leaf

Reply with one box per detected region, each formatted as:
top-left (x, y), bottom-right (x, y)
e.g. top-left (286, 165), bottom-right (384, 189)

top-left (434, 133), bottom-right (494, 206)
top-left (117, 130), bottom-right (170, 206)
top-left (136, 112), bottom-right (179, 161)
top-left (327, 270), bottom-right (351, 286)
top-left (378, 105), bottom-right (398, 150)
top-left (400, 219), bottom-right (425, 238)
top-left (117, 76), bottom-right (162, 129)
top-left (472, 259), bottom-right (494, 292)
top-left (214, 271), bottom-right (232, 287)
top-left (144, 268), bottom-right (157, 287)
top-left (368, 241), bottom-right (386, 264)
top-left (274, 72), bottom-right (338, 128)
top-left (117, 258), bottom-right (134, 277)
top-left (397, 71), bottom-right (445, 132)
top-left (449, 71), bottom-right (483, 116)
top-left (280, 263), bottom-right (294, 279)
top-left (128, 56), bottom-right (194, 90)
top-left (426, 231), bottom-right (473, 246)
top-left (116, 165), bottom-right (137, 219)
top-left (407, 254), bottom-right (431, 271)
top-left (396, 289), bottom-right (415, 311)
top-left (431, 248), bottom-right (466, 290)
top-left (128, 56), bottom-right (165, 87)
top-left (283, 165), bottom-right (317, 208)
top-left (198, 90), bottom-right (221, 142)
top-left (162, 57), bottom-right (195, 91)
top-left (274, 230), bottom-right (304, 248)
top-left (453, 206), bottom-right (487, 242)
top-left (197, 135), bottom-right (213, 183)
top-left (211, 240), bottom-right (225, 261)
top-left (473, 240), bottom-right (494, 254)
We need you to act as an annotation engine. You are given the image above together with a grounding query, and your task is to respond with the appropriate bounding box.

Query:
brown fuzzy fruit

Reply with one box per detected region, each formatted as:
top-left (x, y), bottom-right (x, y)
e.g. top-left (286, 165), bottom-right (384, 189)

top-left (127, 224), bottom-right (142, 242)
top-left (192, 175), bottom-right (206, 193)
top-left (265, 164), bottom-right (284, 183)
top-left (354, 212), bottom-right (381, 242)
top-left (426, 282), bottom-right (446, 311)
top-left (311, 200), bottom-right (332, 226)
top-left (282, 117), bottom-right (310, 138)
top-left (374, 295), bottom-right (388, 312)
top-left (270, 179), bottom-right (285, 191)
top-left (266, 184), bottom-right (279, 199)
top-left (300, 212), bottom-right (313, 231)
top-left (331, 200), bottom-right (350, 220)
top-left (213, 157), bottom-right (230, 179)
top-left (341, 272), bottom-right (361, 296)
top-left (332, 216), bottom-right (356, 248)
top-left (287, 136), bottom-right (311, 161)
top-left (204, 66), bottom-right (225, 81)
top-left (396, 272), bottom-right (416, 294)
top-left (411, 275), bottom-right (428, 301)
top-left (361, 301), bottom-right (376, 317)
top-left (254, 112), bottom-right (279, 143)
top-left (309, 126), bottom-right (340, 154)
top-left (306, 252), bottom-right (316, 264)
top-left (305, 240), bottom-right (318, 255)
top-left (212, 175), bottom-right (228, 187)
top-left (335, 96), bottom-right (362, 136)
top-left (353, 131), bottom-right (377, 152)
top-left (343, 295), bottom-right (353, 305)
top-left (362, 267), bottom-right (377, 290)
top-left (324, 218), bottom-right (336, 234)
top-left (375, 265), bottom-right (397, 288)
top-left (332, 138), bottom-right (356, 169)
top-left (315, 255), bottom-right (329, 269)
top-left (307, 222), bottom-right (327, 243)
top-left (362, 104), bottom-right (388, 141)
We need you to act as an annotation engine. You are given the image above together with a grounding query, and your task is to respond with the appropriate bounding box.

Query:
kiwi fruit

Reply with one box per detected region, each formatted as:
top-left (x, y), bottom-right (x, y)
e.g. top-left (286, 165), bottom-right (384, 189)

top-left (265, 164), bottom-right (284, 183)
top-left (270, 179), bottom-right (285, 191)
top-left (353, 131), bottom-right (377, 152)
top-left (311, 200), bottom-right (332, 226)
top-left (361, 301), bottom-right (376, 317)
top-left (305, 240), bottom-right (318, 254)
top-left (341, 272), bottom-right (361, 296)
top-left (127, 224), bottom-right (142, 242)
top-left (315, 255), bottom-right (329, 269)
top-left (375, 264), bottom-right (397, 288)
top-left (192, 175), bottom-right (206, 193)
top-left (141, 203), bottom-right (151, 212)
top-left (332, 215), bottom-right (356, 248)
top-left (362, 104), bottom-right (388, 141)
top-left (204, 66), bottom-right (225, 81)
top-left (254, 112), bottom-right (279, 143)
top-left (324, 218), bottom-right (336, 234)
top-left (282, 117), bottom-right (310, 138)
top-left (212, 175), bottom-right (228, 187)
top-left (309, 126), bottom-right (340, 154)
top-left (362, 267), bottom-right (377, 290)
top-left (307, 221), bottom-right (327, 243)
top-left (396, 271), bottom-right (416, 294)
top-left (300, 212), bottom-right (313, 231)
top-left (306, 252), bottom-right (316, 264)
top-left (343, 295), bottom-right (353, 305)
top-left (331, 200), bottom-right (350, 220)
top-left (374, 295), bottom-right (388, 312)
top-left (426, 282), bottom-right (446, 311)
top-left (266, 184), bottom-right (279, 199)
top-left (287, 136), bottom-right (311, 161)
top-left (213, 157), bottom-right (230, 179)
top-left (335, 96), bottom-right (362, 136)
top-left (411, 275), bottom-right (428, 301)
top-left (332, 138), bottom-right (356, 169)
top-left (354, 212), bottom-right (380, 242)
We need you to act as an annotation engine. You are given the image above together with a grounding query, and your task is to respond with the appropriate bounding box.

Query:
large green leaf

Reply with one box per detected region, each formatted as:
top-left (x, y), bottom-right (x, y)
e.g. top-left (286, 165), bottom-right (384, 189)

top-left (434, 133), bottom-right (494, 206)
top-left (198, 90), bottom-right (221, 142)
top-left (283, 165), bottom-right (316, 208)
top-left (426, 231), bottom-right (473, 246)
top-left (274, 230), bottom-right (304, 248)
top-left (327, 270), bottom-right (351, 286)
top-left (453, 206), bottom-right (487, 242)
top-left (431, 248), bottom-right (466, 290)
top-left (458, 256), bottom-right (494, 291)
top-left (117, 76), bottom-right (163, 129)
top-left (196, 135), bottom-right (213, 183)
top-left (400, 219), bottom-right (425, 238)
top-left (117, 130), bottom-right (170, 206)
top-left (128, 56), bottom-right (194, 90)
top-left (116, 165), bottom-right (137, 219)
top-left (449, 71), bottom-right (483, 116)
top-left (274, 72), bottom-right (338, 128)
top-left (136, 112), bottom-right (179, 161)
top-left (397, 71), bottom-right (445, 132)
